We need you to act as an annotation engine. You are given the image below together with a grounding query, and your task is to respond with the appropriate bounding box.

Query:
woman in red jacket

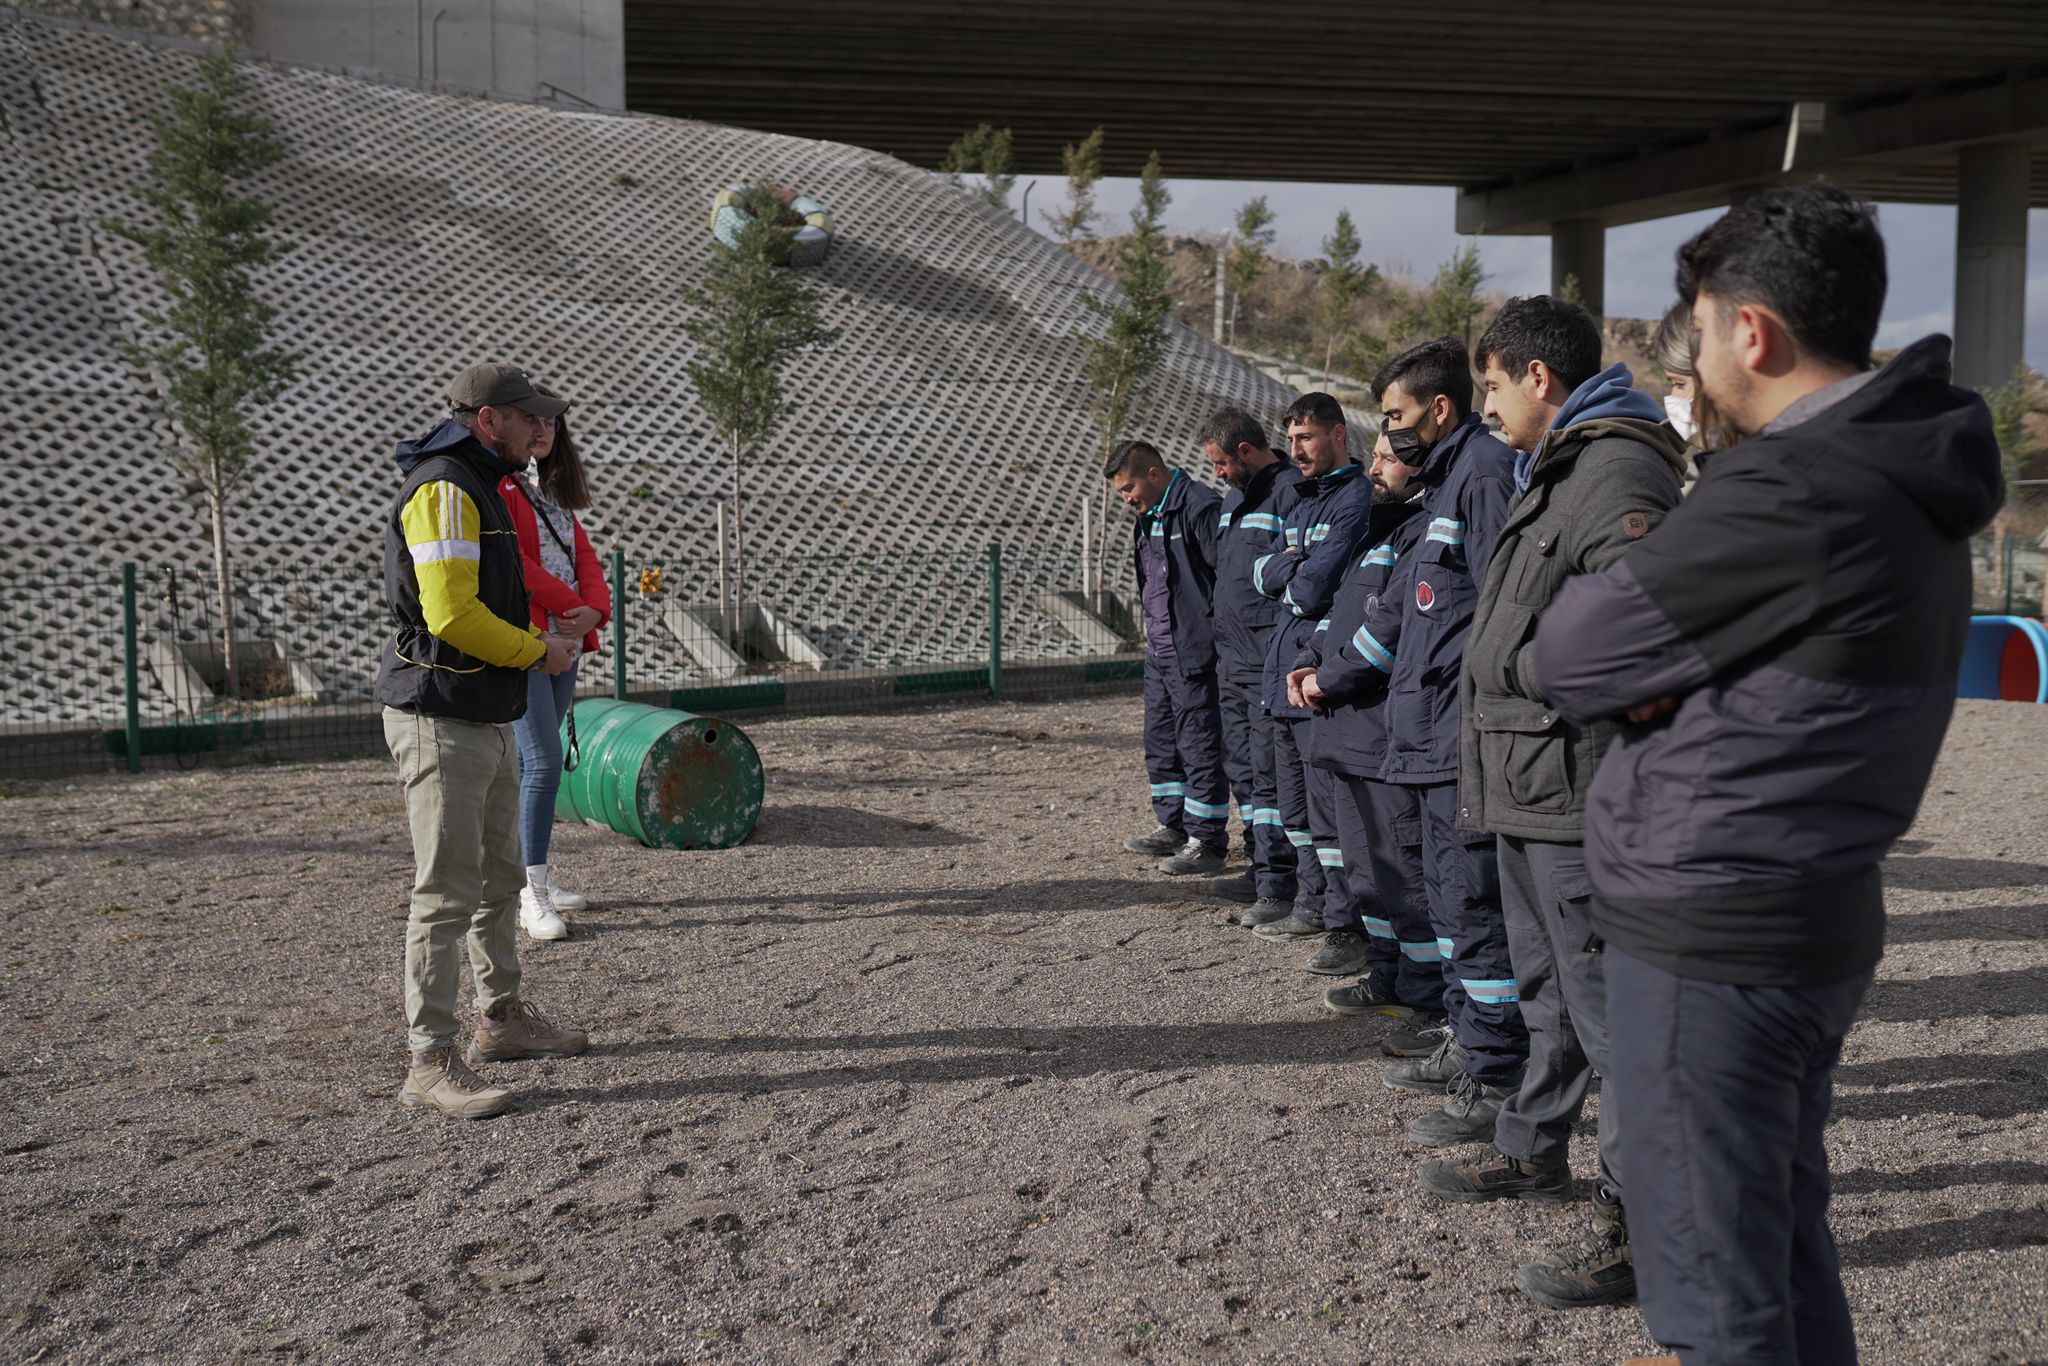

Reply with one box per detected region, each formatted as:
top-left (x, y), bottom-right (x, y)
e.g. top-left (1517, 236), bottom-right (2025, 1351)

top-left (500, 396), bottom-right (611, 940)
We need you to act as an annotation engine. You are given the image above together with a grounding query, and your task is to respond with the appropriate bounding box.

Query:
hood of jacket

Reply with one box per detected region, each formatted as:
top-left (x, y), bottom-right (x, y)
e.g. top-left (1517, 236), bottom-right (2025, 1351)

top-left (1534, 416), bottom-right (1692, 487)
top-left (1519, 365), bottom-right (1676, 488)
top-left (1772, 334), bottom-right (2004, 540)
top-left (395, 417), bottom-right (520, 478)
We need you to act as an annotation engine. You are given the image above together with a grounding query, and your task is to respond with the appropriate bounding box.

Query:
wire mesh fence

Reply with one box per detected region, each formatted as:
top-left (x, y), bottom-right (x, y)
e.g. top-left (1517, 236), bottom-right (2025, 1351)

top-left (2, 540), bottom-right (1149, 780)
top-left (1973, 529), bottom-right (2046, 616)
top-left (8, 528), bottom-right (2034, 782)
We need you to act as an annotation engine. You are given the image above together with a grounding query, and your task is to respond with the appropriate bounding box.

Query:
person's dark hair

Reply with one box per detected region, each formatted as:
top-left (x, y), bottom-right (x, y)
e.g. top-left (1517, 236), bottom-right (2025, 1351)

top-left (537, 412), bottom-right (593, 510)
top-left (1283, 392), bottom-right (1346, 430)
top-left (1371, 337), bottom-right (1474, 419)
top-left (1651, 299), bottom-right (1696, 380)
top-left (1103, 438), bottom-right (1166, 479)
top-left (1473, 297), bottom-right (1602, 395)
top-left (1675, 182), bottom-right (1886, 370)
top-left (1199, 406), bottom-right (1266, 456)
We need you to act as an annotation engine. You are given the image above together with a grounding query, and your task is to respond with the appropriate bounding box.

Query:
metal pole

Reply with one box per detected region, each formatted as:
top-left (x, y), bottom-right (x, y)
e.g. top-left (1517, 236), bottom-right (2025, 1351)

top-left (987, 541), bottom-right (1003, 701)
top-left (717, 501), bottom-right (732, 643)
top-left (122, 562), bottom-right (141, 774)
top-left (1212, 232), bottom-right (1229, 342)
top-left (2005, 533), bottom-right (2016, 615)
top-left (1080, 495), bottom-right (1092, 598)
top-left (611, 546), bottom-right (627, 700)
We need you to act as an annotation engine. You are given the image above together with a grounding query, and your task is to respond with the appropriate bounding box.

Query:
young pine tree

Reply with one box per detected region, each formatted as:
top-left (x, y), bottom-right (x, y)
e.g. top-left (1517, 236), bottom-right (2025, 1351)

top-left (1079, 151), bottom-right (1173, 592)
top-left (683, 191), bottom-right (840, 634)
top-left (1423, 243), bottom-right (1490, 351)
top-left (938, 124), bottom-right (1016, 211)
top-left (1226, 195), bottom-right (1276, 348)
top-left (1049, 127), bottom-right (1106, 244)
top-left (1983, 366), bottom-right (2035, 603)
top-left (1317, 209), bottom-right (1378, 383)
top-left (108, 46), bottom-right (299, 702)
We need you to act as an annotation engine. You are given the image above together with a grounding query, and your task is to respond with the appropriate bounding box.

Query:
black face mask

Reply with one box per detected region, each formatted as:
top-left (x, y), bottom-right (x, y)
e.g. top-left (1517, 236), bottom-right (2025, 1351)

top-left (1385, 424), bottom-right (1426, 464)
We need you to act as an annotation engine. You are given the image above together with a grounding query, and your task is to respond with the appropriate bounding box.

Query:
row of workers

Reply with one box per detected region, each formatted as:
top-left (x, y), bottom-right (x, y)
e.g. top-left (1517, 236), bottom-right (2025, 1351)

top-left (1107, 183), bottom-right (2003, 1364)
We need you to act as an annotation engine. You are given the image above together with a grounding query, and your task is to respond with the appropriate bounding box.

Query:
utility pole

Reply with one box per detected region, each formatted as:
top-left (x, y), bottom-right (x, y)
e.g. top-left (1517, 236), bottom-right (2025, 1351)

top-left (1211, 233), bottom-right (1229, 343)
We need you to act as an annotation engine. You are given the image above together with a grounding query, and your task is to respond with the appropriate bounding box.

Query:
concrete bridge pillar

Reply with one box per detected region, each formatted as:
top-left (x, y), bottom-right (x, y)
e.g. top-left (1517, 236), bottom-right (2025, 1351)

top-left (1550, 218), bottom-right (1606, 316)
top-left (1954, 141), bottom-right (2030, 391)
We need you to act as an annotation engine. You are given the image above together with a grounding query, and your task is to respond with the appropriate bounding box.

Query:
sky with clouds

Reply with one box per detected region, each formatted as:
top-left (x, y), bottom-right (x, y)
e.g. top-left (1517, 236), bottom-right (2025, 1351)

top-left (1015, 175), bottom-right (2048, 372)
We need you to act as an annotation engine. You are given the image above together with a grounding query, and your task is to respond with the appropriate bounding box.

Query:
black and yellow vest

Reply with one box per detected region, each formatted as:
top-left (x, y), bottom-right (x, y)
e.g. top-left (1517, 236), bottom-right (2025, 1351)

top-left (372, 436), bottom-right (533, 724)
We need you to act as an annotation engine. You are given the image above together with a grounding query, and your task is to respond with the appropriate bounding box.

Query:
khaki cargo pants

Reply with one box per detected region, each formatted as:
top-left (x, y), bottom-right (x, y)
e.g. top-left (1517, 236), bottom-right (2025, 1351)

top-left (384, 707), bottom-right (523, 1054)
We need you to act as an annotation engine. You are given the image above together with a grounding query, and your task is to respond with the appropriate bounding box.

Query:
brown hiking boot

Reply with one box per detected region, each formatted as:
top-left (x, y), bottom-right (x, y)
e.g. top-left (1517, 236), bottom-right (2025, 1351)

top-left (1419, 1149), bottom-right (1572, 1204)
top-left (1516, 1193), bottom-right (1636, 1309)
top-left (469, 998), bottom-right (589, 1064)
top-left (400, 1045), bottom-right (513, 1119)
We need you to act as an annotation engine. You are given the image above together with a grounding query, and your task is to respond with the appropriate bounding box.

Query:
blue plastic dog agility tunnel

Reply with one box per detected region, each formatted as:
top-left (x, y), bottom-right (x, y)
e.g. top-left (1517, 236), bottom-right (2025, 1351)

top-left (1959, 615), bottom-right (2048, 703)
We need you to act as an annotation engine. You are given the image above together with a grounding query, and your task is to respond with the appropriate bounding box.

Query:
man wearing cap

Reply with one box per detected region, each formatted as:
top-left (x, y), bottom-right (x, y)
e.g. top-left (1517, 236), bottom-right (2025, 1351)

top-left (375, 362), bottom-right (588, 1119)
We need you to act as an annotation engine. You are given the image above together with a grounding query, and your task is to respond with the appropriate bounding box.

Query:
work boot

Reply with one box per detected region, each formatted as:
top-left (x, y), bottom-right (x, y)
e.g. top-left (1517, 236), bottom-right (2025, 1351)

top-left (400, 1045), bottom-right (513, 1119)
top-left (1304, 929), bottom-right (1371, 976)
top-left (1209, 870), bottom-right (1258, 904)
top-left (1239, 896), bottom-right (1296, 929)
top-left (1382, 1030), bottom-right (1468, 1093)
top-left (1407, 1071), bottom-right (1516, 1147)
top-left (1253, 910), bottom-right (1322, 941)
top-left (1321, 976), bottom-right (1411, 1018)
top-left (1159, 839), bottom-right (1227, 876)
top-left (469, 998), bottom-right (589, 1064)
top-left (1516, 1193), bottom-right (1636, 1310)
top-left (1381, 1014), bottom-right (1451, 1058)
top-left (520, 882), bottom-right (570, 941)
top-left (1418, 1149), bottom-right (1571, 1204)
top-left (1123, 824), bottom-right (1184, 856)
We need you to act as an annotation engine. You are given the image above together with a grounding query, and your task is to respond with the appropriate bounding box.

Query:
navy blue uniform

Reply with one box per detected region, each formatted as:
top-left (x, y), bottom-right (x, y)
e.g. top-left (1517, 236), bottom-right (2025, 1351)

top-left (1255, 461), bottom-right (1373, 926)
top-left (1132, 470), bottom-right (1229, 848)
top-left (1213, 458), bottom-right (1305, 897)
top-left (1297, 504), bottom-right (1444, 1010)
top-left (1357, 416), bottom-right (1523, 1082)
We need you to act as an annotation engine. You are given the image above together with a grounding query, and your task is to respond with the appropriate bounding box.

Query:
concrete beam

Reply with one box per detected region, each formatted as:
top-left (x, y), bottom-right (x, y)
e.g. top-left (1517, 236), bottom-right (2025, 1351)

top-left (1954, 142), bottom-right (2030, 391)
top-left (1457, 73), bottom-right (2048, 235)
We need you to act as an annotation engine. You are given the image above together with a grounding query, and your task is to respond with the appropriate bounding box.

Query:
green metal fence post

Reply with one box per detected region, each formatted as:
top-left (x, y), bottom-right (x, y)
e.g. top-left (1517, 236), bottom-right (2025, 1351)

top-left (121, 562), bottom-right (141, 775)
top-left (2005, 533), bottom-right (2016, 616)
top-left (987, 541), bottom-right (1003, 701)
top-left (611, 546), bottom-right (628, 701)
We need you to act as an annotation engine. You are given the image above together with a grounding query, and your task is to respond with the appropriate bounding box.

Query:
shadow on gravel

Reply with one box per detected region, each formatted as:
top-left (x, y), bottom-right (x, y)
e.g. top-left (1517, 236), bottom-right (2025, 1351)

top-left (1831, 1048), bottom-right (2048, 1121)
top-left (1836, 1048), bottom-right (2048, 1087)
top-left (564, 1020), bottom-right (1377, 1100)
top-left (1882, 855), bottom-right (2048, 891)
top-left (1831, 1160), bottom-right (2048, 1195)
top-left (595, 876), bottom-right (1187, 930)
top-left (1838, 1207), bottom-right (2048, 1268)
top-left (1885, 903), bottom-right (2047, 944)
top-left (747, 804), bottom-right (979, 849)
top-left (1859, 970), bottom-right (2044, 1022)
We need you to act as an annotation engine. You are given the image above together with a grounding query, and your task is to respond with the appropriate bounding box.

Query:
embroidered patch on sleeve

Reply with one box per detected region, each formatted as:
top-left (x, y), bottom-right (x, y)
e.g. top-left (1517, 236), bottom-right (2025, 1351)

top-left (1622, 512), bottom-right (1650, 539)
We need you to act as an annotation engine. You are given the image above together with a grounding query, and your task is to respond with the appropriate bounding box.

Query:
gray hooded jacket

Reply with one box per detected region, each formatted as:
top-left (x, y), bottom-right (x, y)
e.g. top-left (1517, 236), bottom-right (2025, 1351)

top-left (1457, 365), bottom-right (1689, 842)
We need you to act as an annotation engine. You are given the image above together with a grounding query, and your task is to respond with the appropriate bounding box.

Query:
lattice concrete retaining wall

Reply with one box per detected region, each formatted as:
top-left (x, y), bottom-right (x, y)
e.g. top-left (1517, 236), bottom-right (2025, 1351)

top-left (4, 13), bottom-right (1300, 722)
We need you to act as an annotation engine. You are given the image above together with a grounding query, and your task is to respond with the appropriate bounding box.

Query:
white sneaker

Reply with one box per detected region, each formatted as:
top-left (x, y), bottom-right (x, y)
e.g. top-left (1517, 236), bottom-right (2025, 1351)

top-left (519, 884), bottom-right (570, 941)
top-left (545, 873), bottom-right (589, 913)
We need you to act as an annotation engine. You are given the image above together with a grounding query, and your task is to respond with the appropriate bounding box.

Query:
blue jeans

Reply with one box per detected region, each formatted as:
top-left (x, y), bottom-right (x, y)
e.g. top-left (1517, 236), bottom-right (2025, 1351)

top-left (513, 660), bottom-right (577, 866)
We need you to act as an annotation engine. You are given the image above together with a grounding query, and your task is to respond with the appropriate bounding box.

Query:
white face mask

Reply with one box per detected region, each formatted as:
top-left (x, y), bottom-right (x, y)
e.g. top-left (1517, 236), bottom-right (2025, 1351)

top-left (1664, 393), bottom-right (1697, 443)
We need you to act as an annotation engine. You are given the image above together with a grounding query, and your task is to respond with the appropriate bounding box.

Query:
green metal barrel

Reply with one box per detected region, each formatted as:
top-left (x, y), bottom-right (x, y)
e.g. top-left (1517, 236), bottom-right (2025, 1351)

top-left (555, 698), bottom-right (763, 850)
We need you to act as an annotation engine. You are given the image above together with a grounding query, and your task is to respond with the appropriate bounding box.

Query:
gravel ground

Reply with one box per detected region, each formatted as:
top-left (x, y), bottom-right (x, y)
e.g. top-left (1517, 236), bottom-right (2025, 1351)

top-left (3, 694), bottom-right (2046, 1365)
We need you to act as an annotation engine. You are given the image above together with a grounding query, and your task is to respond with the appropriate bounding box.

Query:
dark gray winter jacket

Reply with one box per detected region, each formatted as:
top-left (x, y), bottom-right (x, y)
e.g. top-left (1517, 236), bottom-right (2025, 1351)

top-left (1458, 368), bottom-right (1689, 840)
top-left (1530, 336), bottom-right (2004, 987)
